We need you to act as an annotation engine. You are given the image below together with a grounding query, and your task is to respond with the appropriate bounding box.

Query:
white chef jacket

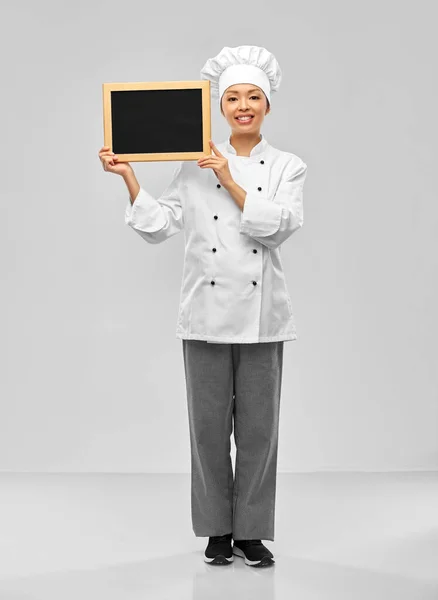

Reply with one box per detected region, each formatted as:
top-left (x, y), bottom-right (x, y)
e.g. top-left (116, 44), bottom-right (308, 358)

top-left (124, 134), bottom-right (308, 344)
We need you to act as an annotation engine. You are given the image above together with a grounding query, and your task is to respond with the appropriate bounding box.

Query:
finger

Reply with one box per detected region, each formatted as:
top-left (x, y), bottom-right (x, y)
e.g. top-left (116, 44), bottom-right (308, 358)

top-left (99, 150), bottom-right (115, 158)
top-left (209, 141), bottom-right (223, 157)
top-left (198, 157), bottom-right (218, 163)
top-left (198, 161), bottom-right (220, 168)
top-left (102, 158), bottom-right (114, 168)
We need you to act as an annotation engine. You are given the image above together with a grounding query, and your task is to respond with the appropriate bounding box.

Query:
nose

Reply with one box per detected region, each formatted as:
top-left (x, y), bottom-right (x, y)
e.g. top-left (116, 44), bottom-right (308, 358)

top-left (236, 97), bottom-right (250, 109)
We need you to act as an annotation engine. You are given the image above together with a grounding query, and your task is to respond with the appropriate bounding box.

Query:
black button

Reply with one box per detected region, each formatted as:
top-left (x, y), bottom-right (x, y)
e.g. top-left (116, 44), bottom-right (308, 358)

top-left (212, 248), bottom-right (217, 252)
top-left (211, 280), bottom-right (215, 285)
top-left (253, 249), bottom-right (257, 253)
top-left (252, 281), bottom-right (257, 286)
top-left (214, 215), bottom-right (218, 220)
top-left (217, 184), bottom-right (221, 188)
top-left (257, 187), bottom-right (262, 191)
top-left (260, 160), bottom-right (264, 164)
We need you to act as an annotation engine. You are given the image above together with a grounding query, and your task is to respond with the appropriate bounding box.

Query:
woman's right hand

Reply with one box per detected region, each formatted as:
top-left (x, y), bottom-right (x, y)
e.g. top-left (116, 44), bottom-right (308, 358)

top-left (98, 146), bottom-right (132, 177)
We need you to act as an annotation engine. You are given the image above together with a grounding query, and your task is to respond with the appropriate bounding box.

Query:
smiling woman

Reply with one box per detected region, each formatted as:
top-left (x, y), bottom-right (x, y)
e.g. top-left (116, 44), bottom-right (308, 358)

top-left (115, 44), bottom-right (308, 568)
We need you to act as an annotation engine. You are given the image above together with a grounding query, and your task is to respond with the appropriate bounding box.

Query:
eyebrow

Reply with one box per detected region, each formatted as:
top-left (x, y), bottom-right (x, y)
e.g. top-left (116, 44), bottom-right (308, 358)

top-left (224, 88), bottom-right (261, 95)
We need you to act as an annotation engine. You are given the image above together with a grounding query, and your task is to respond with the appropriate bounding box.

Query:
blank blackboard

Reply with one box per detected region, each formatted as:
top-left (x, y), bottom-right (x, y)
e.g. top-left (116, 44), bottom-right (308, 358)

top-left (102, 80), bottom-right (211, 162)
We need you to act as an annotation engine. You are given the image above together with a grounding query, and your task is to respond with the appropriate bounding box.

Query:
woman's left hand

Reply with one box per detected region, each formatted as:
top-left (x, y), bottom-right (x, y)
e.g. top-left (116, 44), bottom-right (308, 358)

top-left (197, 140), bottom-right (234, 187)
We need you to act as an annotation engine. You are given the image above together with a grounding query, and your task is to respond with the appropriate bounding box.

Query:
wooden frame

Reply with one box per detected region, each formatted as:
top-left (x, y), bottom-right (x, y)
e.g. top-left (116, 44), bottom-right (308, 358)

top-left (102, 80), bottom-right (211, 162)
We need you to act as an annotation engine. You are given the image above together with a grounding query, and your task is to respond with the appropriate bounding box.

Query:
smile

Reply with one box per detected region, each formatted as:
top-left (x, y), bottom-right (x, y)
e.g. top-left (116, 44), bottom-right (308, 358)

top-left (236, 116), bottom-right (254, 123)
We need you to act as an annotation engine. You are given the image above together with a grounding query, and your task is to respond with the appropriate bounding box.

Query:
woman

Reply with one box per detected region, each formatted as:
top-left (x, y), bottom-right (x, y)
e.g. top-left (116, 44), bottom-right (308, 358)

top-left (98, 45), bottom-right (308, 568)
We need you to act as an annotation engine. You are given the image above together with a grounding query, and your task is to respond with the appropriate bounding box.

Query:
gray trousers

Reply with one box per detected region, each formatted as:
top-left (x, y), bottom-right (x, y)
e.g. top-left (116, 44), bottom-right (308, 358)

top-left (182, 339), bottom-right (284, 541)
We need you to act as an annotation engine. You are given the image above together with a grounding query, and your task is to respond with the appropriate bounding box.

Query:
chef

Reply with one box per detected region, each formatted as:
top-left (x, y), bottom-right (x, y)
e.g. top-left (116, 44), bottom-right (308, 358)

top-left (102, 45), bottom-right (308, 567)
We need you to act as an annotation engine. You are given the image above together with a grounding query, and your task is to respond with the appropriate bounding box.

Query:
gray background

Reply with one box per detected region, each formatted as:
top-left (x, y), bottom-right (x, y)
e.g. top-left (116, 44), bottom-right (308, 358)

top-left (1, 0), bottom-right (437, 473)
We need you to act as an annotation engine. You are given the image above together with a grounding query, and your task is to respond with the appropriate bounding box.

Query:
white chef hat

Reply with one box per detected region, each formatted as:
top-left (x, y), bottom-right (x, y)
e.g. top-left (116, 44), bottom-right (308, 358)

top-left (200, 45), bottom-right (282, 105)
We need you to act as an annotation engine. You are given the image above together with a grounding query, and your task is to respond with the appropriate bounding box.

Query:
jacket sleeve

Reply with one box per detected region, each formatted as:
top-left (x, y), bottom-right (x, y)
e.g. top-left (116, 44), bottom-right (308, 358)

top-left (239, 159), bottom-right (308, 251)
top-left (124, 162), bottom-right (184, 244)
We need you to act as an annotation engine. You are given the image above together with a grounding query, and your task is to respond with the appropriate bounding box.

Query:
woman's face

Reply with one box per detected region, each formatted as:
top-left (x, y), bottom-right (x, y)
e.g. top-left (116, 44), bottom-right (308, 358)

top-left (220, 83), bottom-right (270, 133)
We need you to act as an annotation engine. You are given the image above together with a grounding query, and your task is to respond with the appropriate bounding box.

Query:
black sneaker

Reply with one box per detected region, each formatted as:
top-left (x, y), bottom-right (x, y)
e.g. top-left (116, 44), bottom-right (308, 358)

top-left (232, 539), bottom-right (275, 567)
top-left (204, 533), bottom-right (234, 565)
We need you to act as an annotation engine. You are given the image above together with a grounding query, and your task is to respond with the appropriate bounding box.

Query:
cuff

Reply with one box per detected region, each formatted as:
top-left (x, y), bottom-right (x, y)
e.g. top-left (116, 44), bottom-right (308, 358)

top-left (239, 190), bottom-right (282, 237)
top-left (124, 188), bottom-right (167, 232)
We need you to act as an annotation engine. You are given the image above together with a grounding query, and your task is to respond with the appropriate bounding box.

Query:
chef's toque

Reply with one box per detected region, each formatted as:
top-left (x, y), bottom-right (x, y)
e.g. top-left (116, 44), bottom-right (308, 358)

top-left (200, 45), bottom-right (282, 104)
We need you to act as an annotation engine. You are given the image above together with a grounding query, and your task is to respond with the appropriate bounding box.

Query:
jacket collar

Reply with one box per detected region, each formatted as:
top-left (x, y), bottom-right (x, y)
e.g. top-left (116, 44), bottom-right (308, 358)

top-left (224, 133), bottom-right (268, 157)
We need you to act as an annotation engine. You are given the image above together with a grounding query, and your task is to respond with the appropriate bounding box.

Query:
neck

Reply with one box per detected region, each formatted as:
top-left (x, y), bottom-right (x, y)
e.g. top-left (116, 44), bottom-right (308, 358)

top-left (229, 132), bottom-right (262, 157)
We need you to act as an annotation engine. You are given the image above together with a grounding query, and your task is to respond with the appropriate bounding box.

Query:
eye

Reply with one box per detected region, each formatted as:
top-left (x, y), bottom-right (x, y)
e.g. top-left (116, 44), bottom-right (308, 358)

top-left (228, 95), bottom-right (260, 101)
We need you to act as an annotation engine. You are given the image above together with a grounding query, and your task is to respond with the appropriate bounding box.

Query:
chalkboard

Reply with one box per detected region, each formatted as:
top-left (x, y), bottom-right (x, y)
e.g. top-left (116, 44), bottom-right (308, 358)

top-left (102, 80), bottom-right (211, 162)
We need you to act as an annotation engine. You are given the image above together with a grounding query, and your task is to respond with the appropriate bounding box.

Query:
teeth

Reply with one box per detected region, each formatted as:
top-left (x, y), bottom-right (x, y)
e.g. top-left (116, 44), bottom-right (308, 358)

top-left (237, 116), bottom-right (253, 121)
